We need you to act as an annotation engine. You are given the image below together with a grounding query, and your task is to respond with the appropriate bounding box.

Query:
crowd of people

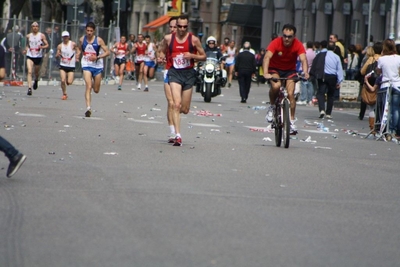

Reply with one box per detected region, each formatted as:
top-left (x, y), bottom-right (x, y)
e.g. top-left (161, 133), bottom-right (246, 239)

top-left (2, 18), bottom-right (400, 160)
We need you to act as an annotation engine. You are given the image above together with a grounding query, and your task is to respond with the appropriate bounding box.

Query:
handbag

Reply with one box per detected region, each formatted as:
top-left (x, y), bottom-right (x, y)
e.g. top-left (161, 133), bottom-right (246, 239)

top-left (361, 84), bottom-right (377, 105)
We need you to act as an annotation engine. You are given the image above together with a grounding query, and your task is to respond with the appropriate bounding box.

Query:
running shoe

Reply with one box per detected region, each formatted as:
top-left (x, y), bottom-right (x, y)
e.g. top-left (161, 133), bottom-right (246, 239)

top-left (144, 87), bottom-right (149, 92)
top-left (7, 153), bottom-right (27, 178)
top-left (265, 105), bottom-right (275, 123)
top-left (33, 80), bottom-right (38, 90)
top-left (85, 109), bottom-right (92, 117)
top-left (61, 94), bottom-right (68, 100)
top-left (290, 120), bottom-right (298, 135)
top-left (173, 136), bottom-right (182, 146)
top-left (118, 85), bottom-right (121, 90)
top-left (168, 136), bottom-right (175, 143)
top-left (27, 88), bottom-right (32, 95)
top-left (326, 114), bottom-right (332, 119)
top-left (319, 110), bottom-right (325, 118)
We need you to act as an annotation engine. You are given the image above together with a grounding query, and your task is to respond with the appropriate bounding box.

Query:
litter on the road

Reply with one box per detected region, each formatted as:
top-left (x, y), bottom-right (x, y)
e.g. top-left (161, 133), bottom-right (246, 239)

top-left (300, 136), bottom-right (317, 143)
top-left (262, 137), bottom-right (272, 141)
top-left (314, 146), bottom-right (332, 150)
top-left (104, 152), bottom-right (118, 155)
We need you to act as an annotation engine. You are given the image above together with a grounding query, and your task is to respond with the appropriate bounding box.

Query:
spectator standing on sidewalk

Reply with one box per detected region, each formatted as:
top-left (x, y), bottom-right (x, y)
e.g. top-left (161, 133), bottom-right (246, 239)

top-left (297, 41), bottom-right (315, 105)
top-left (0, 44), bottom-right (27, 178)
top-left (235, 41), bottom-right (256, 103)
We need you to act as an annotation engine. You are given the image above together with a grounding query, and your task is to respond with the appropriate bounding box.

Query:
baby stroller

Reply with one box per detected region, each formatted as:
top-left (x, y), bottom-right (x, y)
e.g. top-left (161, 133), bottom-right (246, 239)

top-left (124, 59), bottom-right (135, 80)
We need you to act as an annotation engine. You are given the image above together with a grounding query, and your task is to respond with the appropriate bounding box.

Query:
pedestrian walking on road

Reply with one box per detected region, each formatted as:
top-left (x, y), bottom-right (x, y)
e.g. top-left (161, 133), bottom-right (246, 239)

top-left (310, 40), bottom-right (343, 119)
top-left (235, 41), bottom-right (256, 103)
top-left (78, 22), bottom-right (110, 117)
top-left (0, 45), bottom-right (26, 178)
top-left (56, 31), bottom-right (80, 100)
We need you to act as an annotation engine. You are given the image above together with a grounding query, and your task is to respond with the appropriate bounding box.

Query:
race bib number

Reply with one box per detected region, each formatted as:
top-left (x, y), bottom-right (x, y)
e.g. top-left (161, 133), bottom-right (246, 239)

top-left (136, 54), bottom-right (145, 61)
top-left (173, 54), bottom-right (190, 69)
top-left (30, 48), bottom-right (39, 56)
top-left (83, 52), bottom-right (96, 62)
top-left (61, 57), bottom-right (71, 64)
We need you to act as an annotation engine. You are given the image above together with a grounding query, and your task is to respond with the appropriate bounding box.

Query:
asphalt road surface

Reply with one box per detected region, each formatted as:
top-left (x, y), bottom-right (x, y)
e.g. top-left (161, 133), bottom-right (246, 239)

top-left (0, 79), bottom-right (399, 267)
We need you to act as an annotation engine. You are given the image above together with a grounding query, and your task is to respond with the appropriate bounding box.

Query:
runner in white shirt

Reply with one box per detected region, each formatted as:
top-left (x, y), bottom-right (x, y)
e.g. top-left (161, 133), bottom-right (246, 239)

top-left (143, 35), bottom-right (157, 91)
top-left (225, 41), bottom-right (237, 88)
top-left (22, 21), bottom-right (49, 96)
top-left (56, 31), bottom-right (80, 100)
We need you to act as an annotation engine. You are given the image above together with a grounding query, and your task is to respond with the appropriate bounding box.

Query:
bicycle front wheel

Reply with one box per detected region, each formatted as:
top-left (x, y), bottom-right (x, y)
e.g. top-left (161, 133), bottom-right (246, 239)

top-left (274, 105), bottom-right (282, 147)
top-left (282, 99), bottom-right (290, 148)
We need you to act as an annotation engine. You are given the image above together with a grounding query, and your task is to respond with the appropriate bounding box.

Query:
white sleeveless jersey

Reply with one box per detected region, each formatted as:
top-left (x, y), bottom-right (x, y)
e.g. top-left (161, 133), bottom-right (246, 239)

top-left (81, 36), bottom-right (103, 69)
top-left (226, 47), bottom-right (236, 64)
top-left (27, 32), bottom-right (43, 58)
top-left (60, 41), bottom-right (76, 68)
top-left (144, 42), bottom-right (156, 62)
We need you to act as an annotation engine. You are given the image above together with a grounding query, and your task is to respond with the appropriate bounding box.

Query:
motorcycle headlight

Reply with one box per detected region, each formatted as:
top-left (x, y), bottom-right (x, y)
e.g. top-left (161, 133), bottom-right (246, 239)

top-left (205, 63), bottom-right (214, 73)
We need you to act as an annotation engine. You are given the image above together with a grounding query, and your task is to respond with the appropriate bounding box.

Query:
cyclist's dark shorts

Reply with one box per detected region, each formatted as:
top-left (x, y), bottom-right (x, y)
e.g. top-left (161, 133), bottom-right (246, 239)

top-left (168, 68), bottom-right (196, 91)
top-left (269, 68), bottom-right (297, 78)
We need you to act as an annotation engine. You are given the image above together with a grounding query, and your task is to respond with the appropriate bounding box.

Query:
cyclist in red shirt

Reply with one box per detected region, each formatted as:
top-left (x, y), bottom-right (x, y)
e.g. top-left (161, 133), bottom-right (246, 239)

top-left (263, 24), bottom-right (309, 134)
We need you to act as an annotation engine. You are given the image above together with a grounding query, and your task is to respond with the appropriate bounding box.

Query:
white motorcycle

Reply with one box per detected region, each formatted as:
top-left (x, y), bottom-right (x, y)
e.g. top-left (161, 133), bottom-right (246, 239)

top-left (195, 51), bottom-right (227, 103)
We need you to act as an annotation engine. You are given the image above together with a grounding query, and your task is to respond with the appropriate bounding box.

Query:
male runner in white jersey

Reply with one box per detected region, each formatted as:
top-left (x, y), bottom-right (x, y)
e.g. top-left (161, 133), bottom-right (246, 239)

top-left (23, 21), bottom-right (49, 96)
top-left (56, 31), bottom-right (80, 100)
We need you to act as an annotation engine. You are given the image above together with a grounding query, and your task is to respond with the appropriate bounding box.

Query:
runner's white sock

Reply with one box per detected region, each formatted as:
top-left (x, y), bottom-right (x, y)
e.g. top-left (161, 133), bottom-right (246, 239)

top-left (169, 125), bottom-right (175, 135)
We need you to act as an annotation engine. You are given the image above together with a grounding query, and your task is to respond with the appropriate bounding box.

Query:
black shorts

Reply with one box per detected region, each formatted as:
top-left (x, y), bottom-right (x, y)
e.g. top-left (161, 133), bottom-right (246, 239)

top-left (114, 58), bottom-right (126, 66)
top-left (27, 56), bottom-right (43, 66)
top-left (168, 68), bottom-right (197, 91)
top-left (59, 66), bottom-right (75, 73)
top-left (269, 68), bottom-right (297, 78)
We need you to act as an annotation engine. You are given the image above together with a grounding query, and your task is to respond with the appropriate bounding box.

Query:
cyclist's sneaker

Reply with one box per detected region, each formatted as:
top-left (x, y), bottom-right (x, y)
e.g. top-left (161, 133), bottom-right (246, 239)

top-left (85, 109), bottom-right (92, 117)
top-left (265, 105), bottom-right (275, 123)
top-left (61, 94), bottom-right (68, 100)
top-left (296, 100), bottom-right (306, 105)
top-left (33, 80), bottom-right (38, 90)
top-left (173, 136), bottom-right (182, 146)
top-left (290, 120), bottom-right (298, 135)
top-left (319, 110), bottom-right (325, 118)
top-left (27, 88), bottom-right (32, 96)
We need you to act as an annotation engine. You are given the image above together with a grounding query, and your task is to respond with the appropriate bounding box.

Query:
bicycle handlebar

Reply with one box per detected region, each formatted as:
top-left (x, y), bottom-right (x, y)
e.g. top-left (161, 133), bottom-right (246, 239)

top-left (268, 76), bottom-right (307, 83)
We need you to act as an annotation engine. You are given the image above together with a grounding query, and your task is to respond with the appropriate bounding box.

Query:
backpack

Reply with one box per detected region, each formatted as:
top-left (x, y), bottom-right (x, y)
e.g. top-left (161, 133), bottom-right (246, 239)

top-left (309, 51), bottom-right (327, 80)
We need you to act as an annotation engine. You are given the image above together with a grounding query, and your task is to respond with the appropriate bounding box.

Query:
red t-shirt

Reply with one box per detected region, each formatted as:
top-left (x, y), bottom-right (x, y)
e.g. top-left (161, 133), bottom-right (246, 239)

top-left (267, 37), bottom-right (305, 71)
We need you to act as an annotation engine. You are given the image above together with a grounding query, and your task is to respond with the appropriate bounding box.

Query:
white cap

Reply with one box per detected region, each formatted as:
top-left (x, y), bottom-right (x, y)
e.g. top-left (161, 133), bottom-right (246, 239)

top-left (61, 31), bottom-right (70, 37)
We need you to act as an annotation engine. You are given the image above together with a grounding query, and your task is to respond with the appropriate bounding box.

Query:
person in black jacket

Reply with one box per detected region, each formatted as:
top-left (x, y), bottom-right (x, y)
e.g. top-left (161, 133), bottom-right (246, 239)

top-left (235, 41), bottom-right (256, 103)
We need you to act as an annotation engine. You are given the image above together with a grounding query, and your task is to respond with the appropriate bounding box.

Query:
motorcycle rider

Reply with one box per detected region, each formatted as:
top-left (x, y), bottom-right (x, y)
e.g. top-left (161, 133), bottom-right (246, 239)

top-left (201, 36), bottom-right (227, 87)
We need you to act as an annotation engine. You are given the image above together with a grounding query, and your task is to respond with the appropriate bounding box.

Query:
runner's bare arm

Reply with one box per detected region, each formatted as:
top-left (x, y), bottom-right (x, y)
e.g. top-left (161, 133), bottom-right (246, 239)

top-left (186, 36), bottom-right (206, 61)
top-left (157, 34), bottom-right (171, 62)
top-left (97, 37), bottom-right (110, 60)
top-left (73, 42), bottom-right (81, 61)
top-left (41, 33), bottom-right (49, 50)
top-left (55, 43), bottom-right (62, 58)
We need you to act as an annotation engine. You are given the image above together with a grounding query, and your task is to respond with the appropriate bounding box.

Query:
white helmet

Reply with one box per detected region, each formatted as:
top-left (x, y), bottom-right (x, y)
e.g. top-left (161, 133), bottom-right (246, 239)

top-left (206, 36), bottom-right (217, 44)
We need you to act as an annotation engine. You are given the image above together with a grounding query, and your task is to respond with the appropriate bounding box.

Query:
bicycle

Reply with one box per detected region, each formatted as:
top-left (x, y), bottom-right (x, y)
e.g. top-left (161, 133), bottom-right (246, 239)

top-left (268, 76), bottom-right (303, 148)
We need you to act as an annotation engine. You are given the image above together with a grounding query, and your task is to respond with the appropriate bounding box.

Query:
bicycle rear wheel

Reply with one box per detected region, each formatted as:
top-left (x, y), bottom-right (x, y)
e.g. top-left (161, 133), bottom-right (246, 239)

top-left (274, 105), bottom-right (282, 147)
top-left (282, 99), bottom-right (290, 148)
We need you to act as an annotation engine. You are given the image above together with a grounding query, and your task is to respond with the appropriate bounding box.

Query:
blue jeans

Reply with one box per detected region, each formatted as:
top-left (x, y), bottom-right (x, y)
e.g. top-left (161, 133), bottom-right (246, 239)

top-left (0, 135), bottom-right (19, 160)
top-left (300, 79), bottom-right (314, 102)
top-left (391, 89), bottom-right (400, 135)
